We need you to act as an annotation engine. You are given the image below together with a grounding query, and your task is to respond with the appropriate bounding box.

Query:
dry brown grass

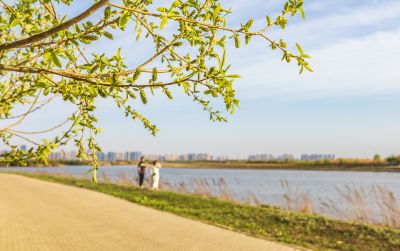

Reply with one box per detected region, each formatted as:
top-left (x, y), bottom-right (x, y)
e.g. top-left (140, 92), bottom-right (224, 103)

top-left (280, 180), bottom-right (314, 214)
top-left (373, 185), bottom-right (400, 227)
top-left (159, 178), bottom-right (235, 201)
top-left (159, 177), bottom-right (399, 228)
top-left (319, 184), bottom-right (400, 227)
top-left (245, 192), bottom-right (261, 206)
top-left (101, 172), bottom-right (112, 183)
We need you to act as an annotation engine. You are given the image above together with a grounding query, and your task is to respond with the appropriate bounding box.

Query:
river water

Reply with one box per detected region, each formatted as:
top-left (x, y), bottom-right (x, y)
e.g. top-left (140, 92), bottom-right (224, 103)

top-left (2, 165), bottom-right (399, 208)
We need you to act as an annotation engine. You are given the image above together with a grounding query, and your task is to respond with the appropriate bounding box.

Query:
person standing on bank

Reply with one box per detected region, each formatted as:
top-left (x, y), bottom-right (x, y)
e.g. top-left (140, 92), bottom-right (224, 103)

top-left (151, 160), bottom-right (162, 190)
top-left (137, 156), bottom-right (146, 188)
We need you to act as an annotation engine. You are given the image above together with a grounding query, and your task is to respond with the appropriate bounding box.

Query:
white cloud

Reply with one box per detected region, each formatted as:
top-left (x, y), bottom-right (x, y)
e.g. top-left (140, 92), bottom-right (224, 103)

top-left (278, 0), bottom-right (400, 44)
top-left (233, 27), bottom-right (400, 100)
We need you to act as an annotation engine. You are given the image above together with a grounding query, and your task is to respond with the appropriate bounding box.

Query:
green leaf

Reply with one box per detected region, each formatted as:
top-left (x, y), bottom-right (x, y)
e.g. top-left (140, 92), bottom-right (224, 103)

top-left (43, 88), bottom-right (50, 96)
top-left (164, 89), bottom-right (173, 99)
top-left (132, 69), bottom-right (142, 82)
top-left (81, 35), bottom-right (98, 41)
top-left (81, 152), bottom-right (88, 160)
top-left (295, 43), bottom-right (304, 54)
top-left (152, 67), bottom-right (158, 82)
top-left (245, 34), bottom-right (251, 45)
top-left (160, 16), bottom-right (168, 29)
top-left (213, 4), bottom-right (221, 21)
top-left (37, 81), bottom-right (47, 88)
top-left (50, 51), bottom-right (62, 68)
top-left (140, 89), bottom-right (147, 104)
top-left (157, 7), bottom-right (168, 12)
top-left (234, 34), bottom-right (240, 48)
top-left (299, 65), bottom-right (304, 75)
top-left (173, 41), bottom-right (183, 47)
top-left (181, 81), bottom-right (189, 95)
top-left (244, 19), bottom-right (254, 29)
top-left (98, 88), bottom-right (107, 98)
top-left (220, 48), bottom-right (226, 71)
top-left (90, 64), bottom-right (99, 74)
top-left (304, 63), bottom-right (314, 72)
top-left (266, 16), bottom-right (272, 26)
top-left (119, 11), bottom-right (132, 30)
top-left (226, 74), bottom-right (241, 79)
top-left (171, 0), bottom-right (180, 8)
top-left (299, 8), bottom-right (306, 20)
top-left (10, 17), bottom-right (19, 27)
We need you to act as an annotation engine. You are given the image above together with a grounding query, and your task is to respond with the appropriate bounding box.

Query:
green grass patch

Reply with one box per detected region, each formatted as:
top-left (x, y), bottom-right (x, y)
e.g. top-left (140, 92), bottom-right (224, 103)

top-left (14, 172), bottom-right (400, 251)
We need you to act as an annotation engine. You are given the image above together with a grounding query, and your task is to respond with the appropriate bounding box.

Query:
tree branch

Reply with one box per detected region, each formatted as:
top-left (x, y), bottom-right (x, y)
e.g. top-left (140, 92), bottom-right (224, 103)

top-left (0, 63), bottom-right (203, 89)
top-left (0, 0), bottom-right (109, 52)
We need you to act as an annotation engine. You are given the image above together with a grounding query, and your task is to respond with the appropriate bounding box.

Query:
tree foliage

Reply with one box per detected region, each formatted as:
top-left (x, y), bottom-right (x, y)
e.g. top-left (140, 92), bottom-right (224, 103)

top-left (0, 0), bottom-right (311, 181)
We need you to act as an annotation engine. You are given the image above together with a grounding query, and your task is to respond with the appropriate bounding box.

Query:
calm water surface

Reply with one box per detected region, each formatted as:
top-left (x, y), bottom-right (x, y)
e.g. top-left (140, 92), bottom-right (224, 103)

top-left (2, 165), bottom-right (399, 207)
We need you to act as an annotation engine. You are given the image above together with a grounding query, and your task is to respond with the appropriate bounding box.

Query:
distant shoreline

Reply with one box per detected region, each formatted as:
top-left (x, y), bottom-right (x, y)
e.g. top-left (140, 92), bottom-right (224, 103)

top-left (162, 162), bottom-right (400, 172)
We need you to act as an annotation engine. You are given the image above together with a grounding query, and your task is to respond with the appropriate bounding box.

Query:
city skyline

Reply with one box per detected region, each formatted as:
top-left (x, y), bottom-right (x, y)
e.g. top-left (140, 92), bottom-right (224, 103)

top-left (1, 144), bottom-right (388, 161)
top-left (39, 146), bottom-right (341, 161)
top-left (46, 149), bottom-right (338, 161)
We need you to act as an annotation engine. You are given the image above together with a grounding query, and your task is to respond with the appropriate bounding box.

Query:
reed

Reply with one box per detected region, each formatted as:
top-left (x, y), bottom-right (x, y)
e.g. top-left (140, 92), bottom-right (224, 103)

top-left (280, 180), bottom-right (314, 214)
top-left (319, 184), bottom-right (400, 227)
top-left (100, 172), bottom-right (112, 183)
top-left (158, 177), bottom-right (399, 228)
top-left (373, 185), bottom-right (400, 227)
top-left (115, 173), bottom-right (134, 186)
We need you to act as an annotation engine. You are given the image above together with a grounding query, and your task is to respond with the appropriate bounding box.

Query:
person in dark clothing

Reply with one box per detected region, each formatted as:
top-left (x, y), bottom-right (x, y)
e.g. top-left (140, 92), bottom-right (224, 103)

top-left (137, 156), bottom-right (146, 187)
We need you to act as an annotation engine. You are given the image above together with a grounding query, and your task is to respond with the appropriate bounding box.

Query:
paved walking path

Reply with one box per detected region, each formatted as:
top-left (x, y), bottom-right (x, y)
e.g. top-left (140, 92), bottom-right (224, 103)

top-left (0, 174), bottom-right (303, 251)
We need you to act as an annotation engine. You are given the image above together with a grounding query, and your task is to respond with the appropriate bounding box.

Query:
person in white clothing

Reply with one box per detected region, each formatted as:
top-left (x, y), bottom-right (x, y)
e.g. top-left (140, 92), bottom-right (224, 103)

top-left (151, 160), bottom-right (161, 190)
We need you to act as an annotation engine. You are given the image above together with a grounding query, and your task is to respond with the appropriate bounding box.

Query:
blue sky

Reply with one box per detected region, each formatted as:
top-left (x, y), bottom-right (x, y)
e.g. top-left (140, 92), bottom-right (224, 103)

top-left (4, 0), bottom-right (400, 158)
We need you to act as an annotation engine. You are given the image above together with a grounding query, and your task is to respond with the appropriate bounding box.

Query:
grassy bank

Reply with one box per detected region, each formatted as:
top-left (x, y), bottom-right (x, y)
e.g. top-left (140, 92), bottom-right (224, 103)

top-left (14, 172), bottom-right (400, 251)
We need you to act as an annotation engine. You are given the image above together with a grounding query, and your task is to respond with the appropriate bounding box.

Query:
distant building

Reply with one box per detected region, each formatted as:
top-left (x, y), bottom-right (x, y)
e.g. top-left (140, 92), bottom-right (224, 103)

top-left (145, 154), bottom-right (160, 161)
top-left (196, 153), bottom-right (212, 161)
top-left (301, 154), bottom-right (335, 161)
top-left (248, 154), bottom-right (294, 161)
top-left (97, 152), bottom-right (106, 161)
top-left (48, 150), bottom-right (78, 160)
top-left (70, 151), bottom-right (78, 160)
top-left (48, 152), bottom-right (59, 160)
top-left (128, 151), bottom-right (142, 161)
top-left (164, 154), bottom-right (179, 161)
top-left (215, 155), bottom-right (229, 161)
top-left (248, 154), bottom-right (274, 161)
top-left (276, 154), bottom-right (295, 161)
top-left (59, 150), bottom-right (67, 160)
top-left (63, 151), bottom-right (72, 160)
top-left (188, 153), bottom-right (196, 161)
top-left (116, 152), bottom-right (125, 161)
top-left (179, 154), bottom-right (189, 161)
top-left (107, 152), bottom-right (117, 162)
